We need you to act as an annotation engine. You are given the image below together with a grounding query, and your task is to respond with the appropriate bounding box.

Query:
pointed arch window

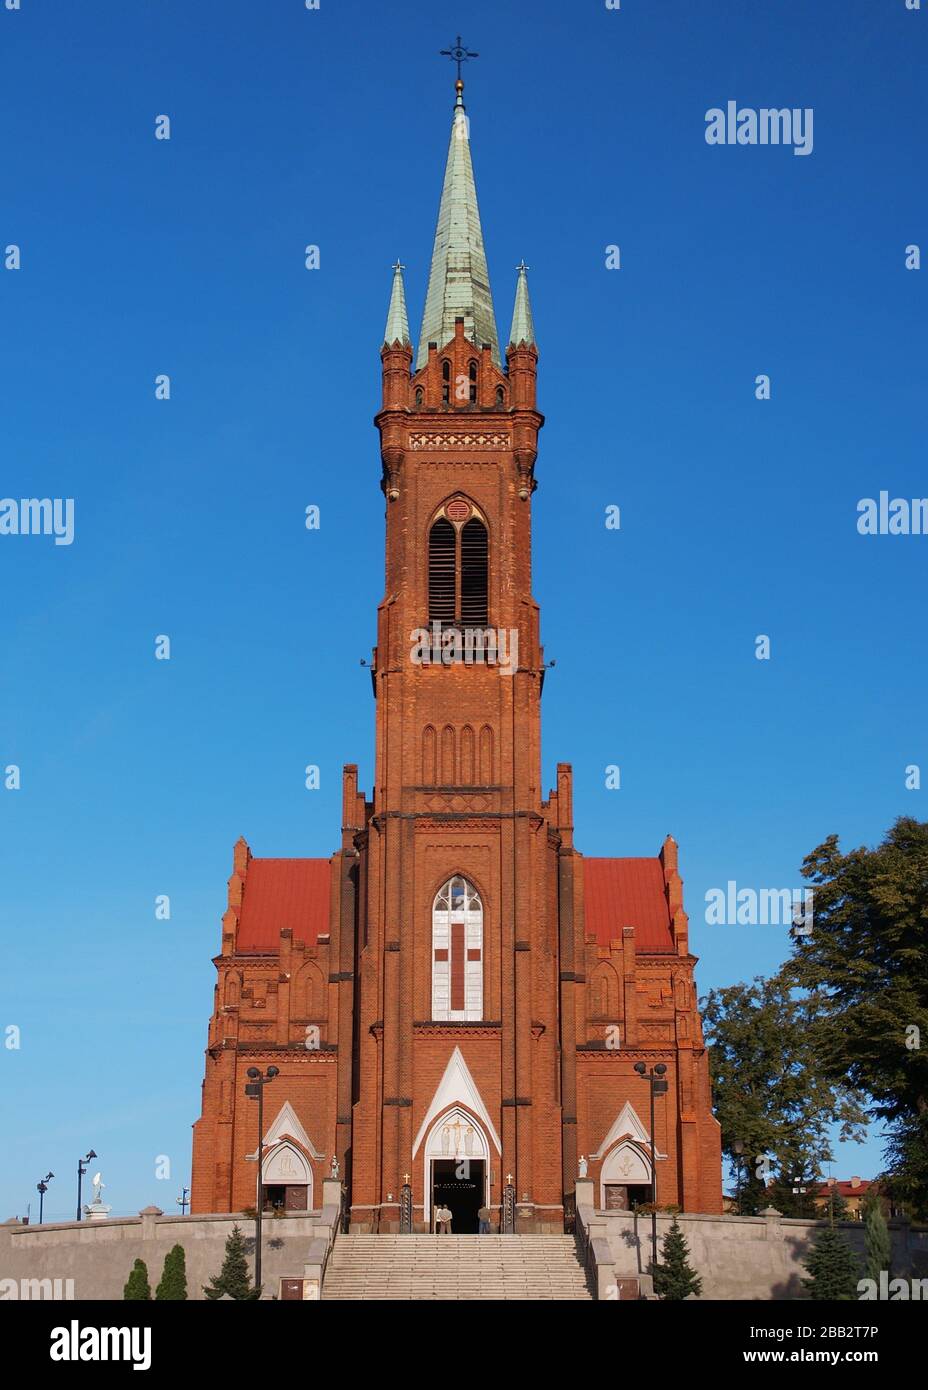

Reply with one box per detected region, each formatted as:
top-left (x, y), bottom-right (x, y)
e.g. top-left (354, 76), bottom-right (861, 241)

top-left (468, 360), bottom-right (478, 403)
top-left (460, 518), bottom-right (488, 626)
top-left (441, 359), bottom-right (451, 404)
top-left (427, 507), bottom-right (488, 627)
top-left (432, 876), bottom-right (483, 1020)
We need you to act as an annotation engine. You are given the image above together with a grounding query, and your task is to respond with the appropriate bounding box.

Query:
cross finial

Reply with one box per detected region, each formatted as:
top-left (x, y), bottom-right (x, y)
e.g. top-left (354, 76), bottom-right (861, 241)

top-left (440, 34), bottom-right (479, 83)
top-left (391, 259), bottom-right (405, 273)
top-left (516, 259), bottom-right (530, 274)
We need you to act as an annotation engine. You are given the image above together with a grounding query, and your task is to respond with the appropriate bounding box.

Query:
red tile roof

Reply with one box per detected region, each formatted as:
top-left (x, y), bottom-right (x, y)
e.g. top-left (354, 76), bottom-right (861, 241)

top-left (236, 858), bottom-right (331, 952)
top-left (583, 857), bottom-right (675, 952)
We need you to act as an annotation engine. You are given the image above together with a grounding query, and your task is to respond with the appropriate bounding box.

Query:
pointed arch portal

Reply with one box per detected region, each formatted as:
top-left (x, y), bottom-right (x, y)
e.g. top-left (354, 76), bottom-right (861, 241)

top-left (414, 1048), bottom-right (500, 1233)
top-left (423, 1106), bottom-right (490, 1233)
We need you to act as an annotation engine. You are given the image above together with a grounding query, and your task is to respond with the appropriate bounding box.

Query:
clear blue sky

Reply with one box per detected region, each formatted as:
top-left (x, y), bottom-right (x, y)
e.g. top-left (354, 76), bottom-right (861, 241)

top-left (1, 0), bottom-right (924, 1219)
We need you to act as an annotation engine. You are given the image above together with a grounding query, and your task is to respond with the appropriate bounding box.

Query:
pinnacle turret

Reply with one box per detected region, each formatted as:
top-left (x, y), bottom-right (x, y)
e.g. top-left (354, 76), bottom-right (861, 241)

top-left (508, 261), bottom-right (536, 348)
top-left (383, 260), bottom-right (411, 347)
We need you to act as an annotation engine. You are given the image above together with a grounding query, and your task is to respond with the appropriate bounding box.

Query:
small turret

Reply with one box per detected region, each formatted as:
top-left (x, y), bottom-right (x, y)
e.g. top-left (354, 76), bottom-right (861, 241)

top-left (508, 261), bottom-right (536, 349)
top-left (383, 260), bottom-right (411, 348)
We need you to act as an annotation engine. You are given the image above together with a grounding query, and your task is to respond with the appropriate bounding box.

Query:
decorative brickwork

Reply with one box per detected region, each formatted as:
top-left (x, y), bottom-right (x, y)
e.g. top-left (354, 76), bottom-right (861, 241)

top-left (191, 81), bottom-right (722, 1229)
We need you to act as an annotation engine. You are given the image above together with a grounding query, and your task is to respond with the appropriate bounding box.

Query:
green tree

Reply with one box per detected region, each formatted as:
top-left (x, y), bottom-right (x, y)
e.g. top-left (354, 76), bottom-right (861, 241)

top-left (766, 1165), bottom-right (821, 1220)
top-left (203, 1224), bottom-right (261, 1301)
top-left (123, 1258), bottom-right (152, 1301)
top-left (702, 976), bottom-right (867, 1214)
top-left (155, 1244), bottom-right (188, 1301)
top-left (650, 1217), bottom-right (702, 1301)
top-left (882, 1113), bottom-right (928, 1217)
top-left (825, 1185), bottom-right (850, 1222)
top-left (863, 1195), bottom-right (892, 1282)
top-left (784, 818), bottom-right (928, 1217)
top-left (801, 1224), bottom-right (860, 1300)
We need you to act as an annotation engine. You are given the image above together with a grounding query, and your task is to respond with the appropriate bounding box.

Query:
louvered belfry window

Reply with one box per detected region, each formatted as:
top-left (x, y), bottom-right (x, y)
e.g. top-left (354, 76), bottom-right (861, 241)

top-left (428, 518), bottom-right (456, 623)
top-left (428, 505), bottom-right (488, 627)
top-left (460, 518), bottom-right (488, 625)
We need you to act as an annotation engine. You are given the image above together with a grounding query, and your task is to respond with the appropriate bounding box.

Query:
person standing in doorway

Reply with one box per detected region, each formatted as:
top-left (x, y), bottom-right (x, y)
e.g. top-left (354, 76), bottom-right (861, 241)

top-left (477, 1204), bottom-right (490, 1235)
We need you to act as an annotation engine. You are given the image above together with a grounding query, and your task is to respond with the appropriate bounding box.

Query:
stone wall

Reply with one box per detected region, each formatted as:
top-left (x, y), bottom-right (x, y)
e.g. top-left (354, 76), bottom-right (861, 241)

top-left (576, 1181), bottom-right (928, 1300)
top-left (0, 1192), bottom-right (341, 1301)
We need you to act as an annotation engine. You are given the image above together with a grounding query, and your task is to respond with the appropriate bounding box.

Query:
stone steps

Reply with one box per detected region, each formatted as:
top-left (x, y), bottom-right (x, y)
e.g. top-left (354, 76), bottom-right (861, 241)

top-left (322, 1233), bottom-right (594, 1301)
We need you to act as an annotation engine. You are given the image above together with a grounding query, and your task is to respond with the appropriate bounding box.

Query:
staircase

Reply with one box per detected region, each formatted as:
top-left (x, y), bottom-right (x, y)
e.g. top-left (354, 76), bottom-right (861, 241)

top-left (321, 1233), bottom-right (594, 1300)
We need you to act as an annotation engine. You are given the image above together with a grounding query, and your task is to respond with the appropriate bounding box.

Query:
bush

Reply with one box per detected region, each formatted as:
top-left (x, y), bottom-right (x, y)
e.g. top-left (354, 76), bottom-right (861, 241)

top-left (203, 1223), bottom-right (261, 1301)
top-left (155, 1244), bottom-right (188, 1301)
top-left (801, 1224), bottom-right (861, 1300)
top-left (123, 1258), bottom-right (151, 1301)
top-left (649, 1217), bottom-right (702, 1301)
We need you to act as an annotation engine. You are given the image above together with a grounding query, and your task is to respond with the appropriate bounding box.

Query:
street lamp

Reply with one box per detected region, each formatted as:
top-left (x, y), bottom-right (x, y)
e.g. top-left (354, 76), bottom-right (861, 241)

top-left (176, 1186), bottom-right (190, 1215)
top-left (76, 1151), bottom-right (97, 1222)
top-left (634, 1061), bottom-right (668, 1276)
top-left (245, 1066), bottom-right (279, 1293)
top-left (732, 1139), bottom-right (745, 1215)
top-left (36, 1172), bottom-right (54, 1225)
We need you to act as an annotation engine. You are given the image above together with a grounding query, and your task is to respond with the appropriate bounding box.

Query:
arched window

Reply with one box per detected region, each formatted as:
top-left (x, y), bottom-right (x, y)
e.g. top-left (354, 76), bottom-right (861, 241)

top-left (496, 386), bottom-right (505, 407)
top-left (468, 360), bottom-right (478, 402)
top-left (441, 359), bottom-right (451, 404)
top-left (415, 386), bottom-right (424, 407)
top-left (460, 518), bottom-right (488, 626)
top-left (428, 518), bottom-right (456, 623)
top-left (427, 508), bottom-right (488, 627)
top-left (432, 876), bottom-right (483, 1020)
top-left (422, 725), bottom-right (437, 784)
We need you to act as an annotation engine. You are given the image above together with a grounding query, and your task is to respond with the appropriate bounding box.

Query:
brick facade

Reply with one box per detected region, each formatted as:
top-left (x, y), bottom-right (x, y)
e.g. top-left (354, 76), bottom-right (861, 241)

top-left (191, 85), bottom-right (722, 1229)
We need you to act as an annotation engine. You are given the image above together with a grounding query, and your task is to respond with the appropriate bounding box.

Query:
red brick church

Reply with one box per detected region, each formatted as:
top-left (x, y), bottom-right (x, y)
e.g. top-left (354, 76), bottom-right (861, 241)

top-left (191, 75), bottom-right (722, 1231)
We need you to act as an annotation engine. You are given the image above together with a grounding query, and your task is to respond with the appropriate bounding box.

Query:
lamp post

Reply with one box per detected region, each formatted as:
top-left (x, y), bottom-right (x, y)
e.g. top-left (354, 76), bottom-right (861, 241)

top-left (176, 1186), bottom-right (190, 1216)
top-left (76, 1151), bottom-right (96, 1222)
top-left (634, 1061), bottom-right (668, 1275)
top-left (732, 1139), bottom-right (745, 1215)
top-left (245, 1066), bottom-right (279, 1294)
top-left (36, 1172), bottom-right (54, 1224)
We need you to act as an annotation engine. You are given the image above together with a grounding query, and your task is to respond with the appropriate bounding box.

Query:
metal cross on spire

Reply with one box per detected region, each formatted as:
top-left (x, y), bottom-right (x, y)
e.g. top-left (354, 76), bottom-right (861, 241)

top-left (440, 35), bottom-right (479, 81)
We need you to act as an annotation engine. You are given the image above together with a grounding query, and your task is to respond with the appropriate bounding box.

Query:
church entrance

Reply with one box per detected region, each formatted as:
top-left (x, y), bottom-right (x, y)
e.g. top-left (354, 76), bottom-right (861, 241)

top-left (264, 1183), bottom-right (308, 1212)
top-left (604, 1183), bottom-right (651, 1211)
top-left (431, 1159), bottom-right (485, 1234)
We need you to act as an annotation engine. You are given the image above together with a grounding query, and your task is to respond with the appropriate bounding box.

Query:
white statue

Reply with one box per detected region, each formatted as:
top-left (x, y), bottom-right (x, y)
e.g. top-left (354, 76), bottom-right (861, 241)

top-left (91, 1173), bottom-right (105, 1204)
top-left (578, 1155), bottom-right (588, 1179)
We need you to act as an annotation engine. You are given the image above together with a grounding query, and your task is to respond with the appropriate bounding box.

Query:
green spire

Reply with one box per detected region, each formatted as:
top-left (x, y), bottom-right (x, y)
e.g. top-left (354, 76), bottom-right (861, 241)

top-left (508, 260), bottom-right (535, 348)
top-left (383, 259), bottom-right (411, 347)
top-left (416, 82), bottom-right (500, 370)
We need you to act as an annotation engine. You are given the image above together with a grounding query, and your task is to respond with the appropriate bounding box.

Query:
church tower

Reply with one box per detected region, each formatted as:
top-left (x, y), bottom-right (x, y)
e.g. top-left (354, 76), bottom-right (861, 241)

top-left (352, 73), bottom-right (564, 1231)
top-left (190, 71), bottom-right (722, 1234)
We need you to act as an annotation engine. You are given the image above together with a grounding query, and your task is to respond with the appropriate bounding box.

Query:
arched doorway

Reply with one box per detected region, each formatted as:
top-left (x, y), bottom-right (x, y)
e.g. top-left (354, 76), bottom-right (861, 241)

top-left (601, 1141), bottom-right (652, 1212)
top-left (424, 1106), bottom-right (489, 1233)
top-left (263, 1141), bottom-right (313, 1213)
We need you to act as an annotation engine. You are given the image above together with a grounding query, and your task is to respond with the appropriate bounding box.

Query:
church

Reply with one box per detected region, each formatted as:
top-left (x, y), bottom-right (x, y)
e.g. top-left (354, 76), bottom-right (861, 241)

top-left (190, 72), bottom-right (722, 1233)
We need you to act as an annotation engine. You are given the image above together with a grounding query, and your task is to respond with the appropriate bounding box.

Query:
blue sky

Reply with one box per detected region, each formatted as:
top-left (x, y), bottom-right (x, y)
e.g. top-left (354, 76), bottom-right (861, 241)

top-left (0, 0), bottom-right (924, 1218)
